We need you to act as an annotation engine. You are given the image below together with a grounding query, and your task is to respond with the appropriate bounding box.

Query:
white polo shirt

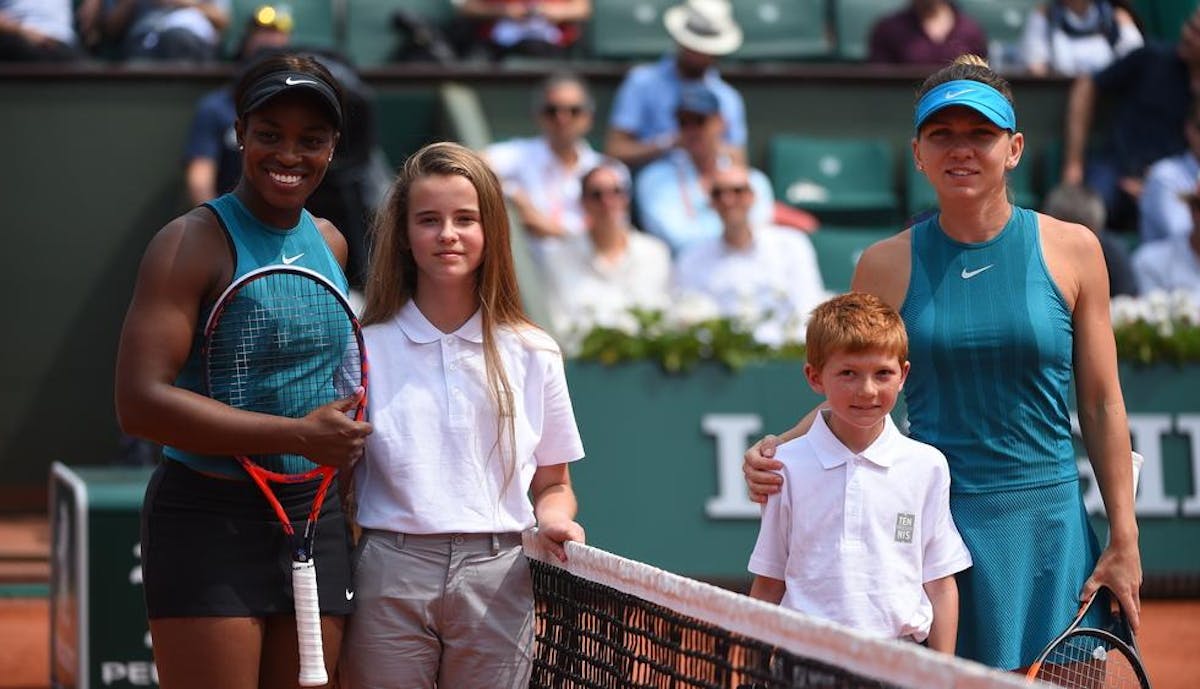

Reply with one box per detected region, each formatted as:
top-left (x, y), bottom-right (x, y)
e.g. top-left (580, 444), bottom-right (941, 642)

top-left (674, 224), bottom-right (828, 343)
top-left (541, 231), bottom-right (673, 338)
top-left (748, 412), bottom-right (972, 641)
top-left (354, 302), bottom-right (585, 534)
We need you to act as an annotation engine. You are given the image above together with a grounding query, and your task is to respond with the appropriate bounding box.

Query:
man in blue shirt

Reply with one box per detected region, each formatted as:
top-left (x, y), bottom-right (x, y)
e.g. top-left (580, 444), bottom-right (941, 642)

top-left (1140, 100), bottom-right (1200, 242)
top-left (605, 0), bottom-right (747, 167)
top-left (634, 83), bottom-right (773, 254)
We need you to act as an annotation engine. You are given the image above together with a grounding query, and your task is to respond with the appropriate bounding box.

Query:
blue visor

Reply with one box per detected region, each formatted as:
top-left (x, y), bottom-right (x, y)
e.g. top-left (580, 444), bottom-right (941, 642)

top-left (914, 79), bottom-right (1016, 132)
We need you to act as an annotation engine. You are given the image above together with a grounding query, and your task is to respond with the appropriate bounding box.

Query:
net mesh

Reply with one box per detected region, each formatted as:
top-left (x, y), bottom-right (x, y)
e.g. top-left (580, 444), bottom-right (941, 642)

top-left (523, 532), bottom-right (1043, 689)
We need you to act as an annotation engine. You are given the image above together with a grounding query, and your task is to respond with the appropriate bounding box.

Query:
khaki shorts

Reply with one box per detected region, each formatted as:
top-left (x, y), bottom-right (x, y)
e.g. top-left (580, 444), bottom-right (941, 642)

top-left (341, 530), bottom-right (533, 689)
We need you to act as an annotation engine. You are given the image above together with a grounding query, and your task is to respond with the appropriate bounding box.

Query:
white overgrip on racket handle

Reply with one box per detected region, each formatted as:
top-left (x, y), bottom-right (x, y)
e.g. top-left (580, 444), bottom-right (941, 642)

top-left (293, 559), bottom-right (328, 687)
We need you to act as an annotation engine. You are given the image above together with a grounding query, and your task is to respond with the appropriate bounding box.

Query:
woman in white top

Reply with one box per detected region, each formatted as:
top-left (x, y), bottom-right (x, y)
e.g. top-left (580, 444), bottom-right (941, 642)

top-left (341, 142), bottom-right (586, 689)
top-left (1021, 0), bottom-right (1144, 76)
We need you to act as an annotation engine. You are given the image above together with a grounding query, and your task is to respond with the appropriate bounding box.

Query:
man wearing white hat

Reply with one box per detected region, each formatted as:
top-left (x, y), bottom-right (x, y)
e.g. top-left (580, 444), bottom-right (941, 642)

top-left (604, 0), bottom-right (747, 168)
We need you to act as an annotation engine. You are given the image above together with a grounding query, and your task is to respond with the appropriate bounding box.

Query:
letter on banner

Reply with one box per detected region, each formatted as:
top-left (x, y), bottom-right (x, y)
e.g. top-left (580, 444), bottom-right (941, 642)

top-left (704, 414), bottom-right (762, 518)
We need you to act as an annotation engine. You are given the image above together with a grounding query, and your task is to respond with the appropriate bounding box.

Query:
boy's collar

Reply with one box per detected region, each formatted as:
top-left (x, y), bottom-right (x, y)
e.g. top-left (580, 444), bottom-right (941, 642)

top-left (810, 411), bottom-right (898, 468)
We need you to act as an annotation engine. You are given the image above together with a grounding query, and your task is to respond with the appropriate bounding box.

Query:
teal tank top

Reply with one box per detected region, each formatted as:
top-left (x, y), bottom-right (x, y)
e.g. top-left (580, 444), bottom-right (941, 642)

top-left (900, 206), bottom-right (1076, 493)
top-left (163, 194), bottom-right (349, 478)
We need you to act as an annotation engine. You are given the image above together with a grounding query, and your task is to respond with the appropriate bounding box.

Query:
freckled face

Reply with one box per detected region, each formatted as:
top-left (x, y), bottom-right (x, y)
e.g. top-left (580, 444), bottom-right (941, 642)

top-left (238, 92), bottom-right (338, 212)
top-left (913, 106), bottom-right (1022, 202)
top-left (407, 174), bottom-right (486, 292)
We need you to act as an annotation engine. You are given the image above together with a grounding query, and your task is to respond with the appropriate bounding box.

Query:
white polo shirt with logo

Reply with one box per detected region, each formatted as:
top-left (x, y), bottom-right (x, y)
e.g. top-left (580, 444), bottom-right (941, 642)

top-left (748, 411), bottom-right (972, 641)
top-left (354, 301), bottom-right (585, 535)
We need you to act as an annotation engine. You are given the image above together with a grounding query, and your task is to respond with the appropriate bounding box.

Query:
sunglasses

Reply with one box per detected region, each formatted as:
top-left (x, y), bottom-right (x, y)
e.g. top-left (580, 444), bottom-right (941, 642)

top-left (676, 112), bottom-right (710, 128)
top-left (585, 186), bottom-right (627, 201)
top-left (710, 185), bottom-right (751, 201)
top-left (542, 103), bottom-right (588, 119)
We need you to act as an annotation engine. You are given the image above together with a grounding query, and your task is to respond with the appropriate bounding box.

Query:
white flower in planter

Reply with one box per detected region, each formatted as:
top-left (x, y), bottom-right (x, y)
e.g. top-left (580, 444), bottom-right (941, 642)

top-left (666, 292), bottom-right (721, 329)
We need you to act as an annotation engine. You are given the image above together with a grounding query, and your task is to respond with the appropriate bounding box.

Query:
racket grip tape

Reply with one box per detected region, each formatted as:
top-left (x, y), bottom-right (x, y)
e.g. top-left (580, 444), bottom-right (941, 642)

top-left (293, 559), bottom-right (328, 687)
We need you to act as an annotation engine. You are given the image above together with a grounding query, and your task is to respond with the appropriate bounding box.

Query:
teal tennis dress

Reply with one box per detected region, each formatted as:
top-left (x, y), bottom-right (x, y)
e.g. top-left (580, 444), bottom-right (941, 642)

top-left (900, 206), bottom-right (1105, 669)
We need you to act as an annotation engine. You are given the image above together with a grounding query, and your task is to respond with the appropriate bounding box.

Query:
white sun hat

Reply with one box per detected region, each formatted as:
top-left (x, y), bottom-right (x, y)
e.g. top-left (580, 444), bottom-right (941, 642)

top-left (663, 0), bottom-right (744, 57)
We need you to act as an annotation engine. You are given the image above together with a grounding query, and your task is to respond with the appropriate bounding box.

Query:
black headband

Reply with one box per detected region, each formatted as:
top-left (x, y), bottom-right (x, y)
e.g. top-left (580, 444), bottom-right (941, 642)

top-left (238, 70), bottom-right (342, 128)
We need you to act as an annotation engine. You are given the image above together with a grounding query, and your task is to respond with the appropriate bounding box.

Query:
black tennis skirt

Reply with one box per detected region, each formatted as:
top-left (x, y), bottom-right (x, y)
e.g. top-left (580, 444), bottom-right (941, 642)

top-left (141, 459), bottom-right (356, 619)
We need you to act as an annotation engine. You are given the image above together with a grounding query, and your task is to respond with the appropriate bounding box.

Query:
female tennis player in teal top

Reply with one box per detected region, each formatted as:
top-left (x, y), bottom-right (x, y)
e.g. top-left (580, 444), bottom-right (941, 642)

top-left (115, 53), bottom-right (372, 689)
top-left (743, 54), bottom-right (1141, 671)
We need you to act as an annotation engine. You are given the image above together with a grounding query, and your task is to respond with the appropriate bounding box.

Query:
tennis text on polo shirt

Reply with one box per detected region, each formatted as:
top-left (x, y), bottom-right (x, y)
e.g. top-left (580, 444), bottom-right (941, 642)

top-left (894, 513), bottom-right (915, 543)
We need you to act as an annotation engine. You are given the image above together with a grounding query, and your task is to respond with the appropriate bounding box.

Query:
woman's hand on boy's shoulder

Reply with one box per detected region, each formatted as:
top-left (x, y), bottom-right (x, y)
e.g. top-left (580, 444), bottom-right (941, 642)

top-left (743, 434), bottom-right (784, 504)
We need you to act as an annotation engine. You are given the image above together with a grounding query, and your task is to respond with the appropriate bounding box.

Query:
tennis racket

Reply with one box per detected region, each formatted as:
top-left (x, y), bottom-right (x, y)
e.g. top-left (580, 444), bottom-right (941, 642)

top-left (203, 264), bottom-right (366, 687)
top-left (1026, 587), bottom-right (1151, 689)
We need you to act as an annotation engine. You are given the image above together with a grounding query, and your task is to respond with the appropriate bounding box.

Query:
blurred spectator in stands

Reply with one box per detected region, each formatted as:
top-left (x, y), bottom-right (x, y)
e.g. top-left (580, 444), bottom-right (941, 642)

top-left (1140, 100), bottom-right (1200, 243)
top-left (484, 72), bottom-right (603, 263)
top-left (77, 0), bottom-right (229, 62)
top-left (183, 6), bottom-right (291, 207)
top-left (867, 0), bottom-right (988, 66)
top-left (605, 0), bottom-right (745, 168)
top-left (635, 83), bottom-right (772, 255)
top-left (1132, 183), bottom-right (1200, 299)
top-left (1020, 0), bottom-right (1143, 76)
top-left (675, 164), bottom-right (826, 344)
top-left (455, 0), bottom-right (590, 60)
top-left (542, 160), bottom-right (672, 341)
top-left (0, 0), bottom-right (83, 61)
top-left (1043, 183), bottom-right (1138, 297)
top-left (1062, 6), bottom-right (1200, 230)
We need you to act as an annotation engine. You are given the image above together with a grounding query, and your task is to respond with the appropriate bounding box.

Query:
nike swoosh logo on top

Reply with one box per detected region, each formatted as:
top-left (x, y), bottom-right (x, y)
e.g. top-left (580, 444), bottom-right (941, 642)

top-left (944, 89), bottom-right (975, 99)
top-left (282, 253), bottom-right (304, 265)
top-left (345, 589), bottom-right (355, 601)
top-left (961, 265), bottom-right (994, 279)
top-left (285, 76), bottom-right (319, 86)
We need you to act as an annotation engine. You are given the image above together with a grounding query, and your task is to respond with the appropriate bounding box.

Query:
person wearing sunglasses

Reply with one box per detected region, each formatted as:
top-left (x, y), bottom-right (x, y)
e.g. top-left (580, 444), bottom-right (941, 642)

top-left (483, 72), bottom-right (604, 263)
top-left (635, 83), bottom-right (774, 256)
top-left (540, 160), bottom-right (672, 343)
top-left (674, 163), bottom-right (826, 344)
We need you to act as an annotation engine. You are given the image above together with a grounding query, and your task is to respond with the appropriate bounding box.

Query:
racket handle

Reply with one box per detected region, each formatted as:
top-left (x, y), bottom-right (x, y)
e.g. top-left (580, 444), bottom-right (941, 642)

top-left (293, 559), bottom-right (328, 687)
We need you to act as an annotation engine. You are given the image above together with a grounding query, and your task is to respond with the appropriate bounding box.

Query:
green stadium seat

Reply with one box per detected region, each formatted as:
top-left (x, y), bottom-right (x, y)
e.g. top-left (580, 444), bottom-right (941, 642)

top-left (224, 0), bottom-right (337, 58)
top-left (808, 226), bottom-right (898, 293)
top-left (769, 134), bottom-right (900, 225)
top-left (905, 155), bottom-right (1039, 221)
top-left (832, 0), bottom-right (905, 61)
top-left (955, 0), bottom-right (1039, 68)
top-left (586, 0), bottom-right (676, 60)
top-left (346, 0), bottom-right (460, 67)
top-left (730, 0), bottom-right (832, 61)
top-left (1144, 0), bottom-right (1194, 41)
top-left (956, 0), bottom-right (1038, 43)
top-left (376, 92), bottom-right (440, 165)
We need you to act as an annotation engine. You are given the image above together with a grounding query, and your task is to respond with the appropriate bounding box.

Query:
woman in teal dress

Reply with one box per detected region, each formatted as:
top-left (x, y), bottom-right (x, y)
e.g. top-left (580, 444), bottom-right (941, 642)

top-left (742, 54), bottom-right (1141, 670)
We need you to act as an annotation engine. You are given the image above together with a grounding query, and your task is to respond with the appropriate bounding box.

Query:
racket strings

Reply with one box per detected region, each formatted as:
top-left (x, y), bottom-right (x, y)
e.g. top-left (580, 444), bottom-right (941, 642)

top-left (206, 272), bottom-right (363, 475)
top-left (1037, 634), bottom-right (1143, 689)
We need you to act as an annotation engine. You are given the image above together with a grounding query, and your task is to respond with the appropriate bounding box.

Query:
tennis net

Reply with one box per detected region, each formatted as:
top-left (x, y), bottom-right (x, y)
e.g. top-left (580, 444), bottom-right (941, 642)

top-left (523, 532), bottom-right (1039, 689)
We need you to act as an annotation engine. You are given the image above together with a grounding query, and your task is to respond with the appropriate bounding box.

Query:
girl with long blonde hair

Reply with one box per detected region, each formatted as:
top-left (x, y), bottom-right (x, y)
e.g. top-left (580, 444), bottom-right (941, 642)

top-left (343, 142), bottom-right (585, 689)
